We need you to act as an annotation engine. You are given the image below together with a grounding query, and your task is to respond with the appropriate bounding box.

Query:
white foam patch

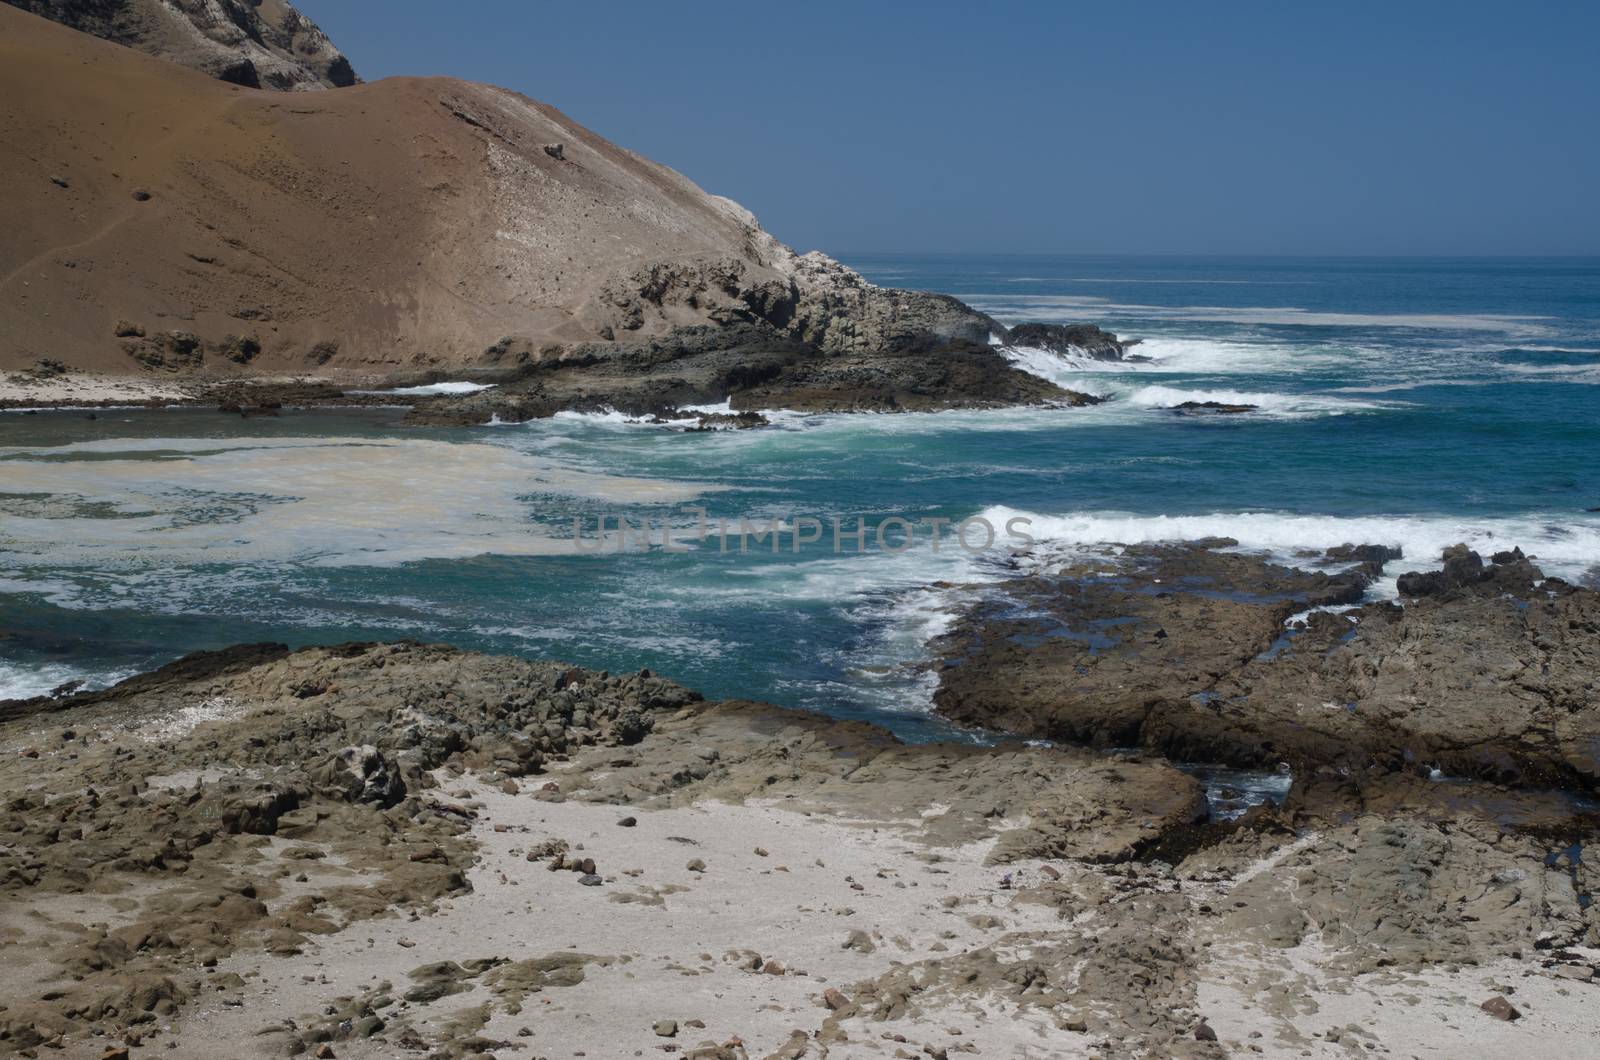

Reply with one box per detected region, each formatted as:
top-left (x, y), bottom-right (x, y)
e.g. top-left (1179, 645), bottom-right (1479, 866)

top-left (1501, 362), bottom-right (1600, 384)
top-left (0, 436), bottom-right (716, 567)
top-left (969, 294), bottom-right (1554, 335)
top-left (1125, 384), bottom-right (1391, 418)
top-left (0, 659), bottom-right (134, 702)
top-left (355, 381), bottom-right (497, 396)
top-left (1002, 334), bottom-right (1368, 381)
top-left (978, 505), bottom-right (1600, 584)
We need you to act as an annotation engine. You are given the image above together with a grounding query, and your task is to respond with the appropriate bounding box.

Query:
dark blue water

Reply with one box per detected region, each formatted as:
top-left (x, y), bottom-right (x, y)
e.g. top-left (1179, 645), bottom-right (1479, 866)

top-left (3, 255), bottom-right (1598, 740)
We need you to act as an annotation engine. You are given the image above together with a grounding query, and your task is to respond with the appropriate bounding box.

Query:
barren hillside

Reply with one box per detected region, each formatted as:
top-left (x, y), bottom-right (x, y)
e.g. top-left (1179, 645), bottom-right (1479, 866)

top-left (1, 5), bottom-right (995, 379)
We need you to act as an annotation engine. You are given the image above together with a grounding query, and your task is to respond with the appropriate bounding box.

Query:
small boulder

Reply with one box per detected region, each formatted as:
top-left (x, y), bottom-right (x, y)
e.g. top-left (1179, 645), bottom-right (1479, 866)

top-left (544, 143), bottom-right (564, 160)
top-left (653, 1019), bottom-right (677, 1038)
top-left (1481, 996), bottom-right (1521, 1021)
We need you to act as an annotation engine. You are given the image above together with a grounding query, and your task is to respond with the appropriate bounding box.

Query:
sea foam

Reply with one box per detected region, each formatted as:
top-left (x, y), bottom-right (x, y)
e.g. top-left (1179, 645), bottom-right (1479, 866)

top-left (975, 505), bottom-right (1600, 584)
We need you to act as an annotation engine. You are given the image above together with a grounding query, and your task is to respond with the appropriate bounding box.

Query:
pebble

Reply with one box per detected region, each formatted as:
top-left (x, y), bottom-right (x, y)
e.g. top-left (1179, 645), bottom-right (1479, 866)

top-left (653, 1019), bottom-right (678, 1037)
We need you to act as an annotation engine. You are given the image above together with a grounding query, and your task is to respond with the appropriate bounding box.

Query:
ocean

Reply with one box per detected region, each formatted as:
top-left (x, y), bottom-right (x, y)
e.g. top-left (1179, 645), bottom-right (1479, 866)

top-left (3, 255), bottom-right (1598, 742)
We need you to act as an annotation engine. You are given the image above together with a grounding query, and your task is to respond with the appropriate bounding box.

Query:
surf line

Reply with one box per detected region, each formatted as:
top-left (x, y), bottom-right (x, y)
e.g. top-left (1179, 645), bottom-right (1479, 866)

top-left (569, 507), bottom-right (1036, 555)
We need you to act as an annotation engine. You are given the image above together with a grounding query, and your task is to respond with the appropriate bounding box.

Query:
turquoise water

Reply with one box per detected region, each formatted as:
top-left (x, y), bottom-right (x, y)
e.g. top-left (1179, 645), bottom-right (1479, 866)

top-left (2, 255), bottom-right (1598, 741)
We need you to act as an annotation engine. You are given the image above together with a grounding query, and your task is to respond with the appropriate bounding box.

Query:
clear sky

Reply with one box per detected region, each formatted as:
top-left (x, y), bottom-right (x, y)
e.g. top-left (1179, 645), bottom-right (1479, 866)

top-left (308, 0), bottom-right (1598, 257)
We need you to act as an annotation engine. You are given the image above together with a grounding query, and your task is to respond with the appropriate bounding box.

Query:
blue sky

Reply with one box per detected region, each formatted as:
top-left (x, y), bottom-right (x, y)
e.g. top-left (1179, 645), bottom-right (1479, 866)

top-left (309, 0), bottom-right (1598, 256)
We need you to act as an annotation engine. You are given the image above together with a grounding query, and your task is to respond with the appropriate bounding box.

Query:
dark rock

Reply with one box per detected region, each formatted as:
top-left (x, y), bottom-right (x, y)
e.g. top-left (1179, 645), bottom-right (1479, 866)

top-left (1480, 996), bottom-right (1521, 1021)
top-left (1165, 401), bottom-right (1258, 416)
top-left (132, 189), bottom-right (151, 201)
top-left (1397, 544), bottom-right (1538, 599)
top-left (543, 143), bottom-right (564, 160)
top-left (1004, 322), bottom-right (1136, 362)
top-left (219, 334), bottom-right (261, 364)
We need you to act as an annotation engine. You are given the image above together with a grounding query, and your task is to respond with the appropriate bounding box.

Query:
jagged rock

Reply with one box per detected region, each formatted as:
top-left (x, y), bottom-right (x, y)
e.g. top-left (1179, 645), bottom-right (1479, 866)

top-left (1005, 322), bottom-right (1138, 361)
top-left (5, 0), bottom-right (359, 90)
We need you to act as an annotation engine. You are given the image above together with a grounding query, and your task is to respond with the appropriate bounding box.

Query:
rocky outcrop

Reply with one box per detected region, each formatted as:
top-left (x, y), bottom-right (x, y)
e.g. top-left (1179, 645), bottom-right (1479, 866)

top-left (4, 0), bottom-right (358, 89)
top-left (1004, 322), bottom-right (1142, 362)
top-left (931, 543), bottom-right (1600, 791)
top-left (1166, 400), bottom-right (1258, 415)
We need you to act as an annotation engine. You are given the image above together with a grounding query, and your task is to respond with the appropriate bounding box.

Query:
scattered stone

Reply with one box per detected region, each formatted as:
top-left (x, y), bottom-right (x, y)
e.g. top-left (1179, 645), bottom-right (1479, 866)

top-left (1194, 1020), bottom-right (1218, 1041)
top-left (1481, 996), bottom-right (1521, 1021)
top-left (686, 858), bottom-right (706, 872)
top-left (543, 143), bottom-right (564, 160)
top-left (823, 988), bottom-right (851, 1010)
top-left (618, 816), bottom-right (637, 827)
top-left (653, 1020), bottom-right (678, 1038)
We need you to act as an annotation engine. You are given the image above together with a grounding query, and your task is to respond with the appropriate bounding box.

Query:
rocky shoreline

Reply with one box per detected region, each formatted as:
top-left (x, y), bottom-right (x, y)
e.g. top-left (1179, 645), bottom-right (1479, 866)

top-left (1, 316), bottom-right (1135, 426)
top-left (930, 542), bottom-right (1600, 792)
top-left (1, 545), bottom-right (1596, 1058)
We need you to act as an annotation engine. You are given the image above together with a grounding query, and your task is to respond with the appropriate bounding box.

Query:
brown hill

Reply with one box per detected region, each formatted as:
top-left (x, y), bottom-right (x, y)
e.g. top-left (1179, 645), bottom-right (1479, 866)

top-left (1, 4), bottom-right (1017, 383)
top-left (3, 0), bottom-right (358, 89)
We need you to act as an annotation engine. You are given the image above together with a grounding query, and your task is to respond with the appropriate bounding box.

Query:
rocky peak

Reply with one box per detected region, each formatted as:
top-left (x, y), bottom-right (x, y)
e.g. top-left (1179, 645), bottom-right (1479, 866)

top-left (3, 0), bottom-right (358, 89)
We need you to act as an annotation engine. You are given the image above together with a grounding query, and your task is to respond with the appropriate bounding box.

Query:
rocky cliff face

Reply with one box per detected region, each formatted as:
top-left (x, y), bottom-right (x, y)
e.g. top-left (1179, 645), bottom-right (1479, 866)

top-left (3, 0), bottom-right (358, 89)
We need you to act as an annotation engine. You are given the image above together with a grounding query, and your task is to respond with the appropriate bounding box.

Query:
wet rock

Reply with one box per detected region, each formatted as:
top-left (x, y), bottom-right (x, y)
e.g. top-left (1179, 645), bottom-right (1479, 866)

top-left (932, 541), bottom-right (1600, 791)
top-left (1165, 400), bottom-right (1258, 415)
top-left (1004, 323), bottom-right (1136, 361)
